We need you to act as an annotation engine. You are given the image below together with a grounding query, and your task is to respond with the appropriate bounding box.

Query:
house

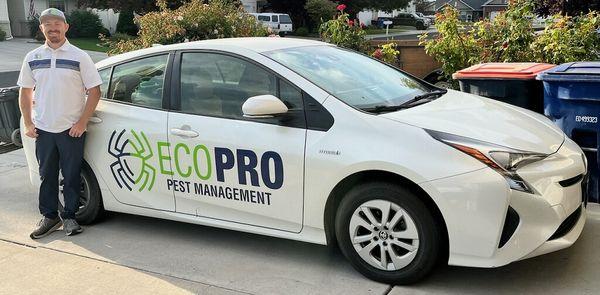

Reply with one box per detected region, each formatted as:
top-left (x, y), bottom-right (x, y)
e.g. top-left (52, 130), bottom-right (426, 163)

top-left (435, 0), bottom-right (508, 21)
top-left (3, 0), bottom-right (78, 38)
top-left (482, 0), bottom-right (508, 20)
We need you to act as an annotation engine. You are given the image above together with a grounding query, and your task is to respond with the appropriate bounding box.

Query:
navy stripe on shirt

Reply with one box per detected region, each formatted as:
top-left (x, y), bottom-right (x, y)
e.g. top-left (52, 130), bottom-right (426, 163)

top-left (56, 59), bottom-right (80, 71)
top-left (28, 59), bottom-right (51, 70)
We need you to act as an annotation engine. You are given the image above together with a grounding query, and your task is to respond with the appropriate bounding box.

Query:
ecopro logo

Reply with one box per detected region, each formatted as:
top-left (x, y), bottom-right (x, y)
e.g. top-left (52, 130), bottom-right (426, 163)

top-left (108, 129), bottom-right (156, 192)
top-left (107, 129), bottom-right (284, 206)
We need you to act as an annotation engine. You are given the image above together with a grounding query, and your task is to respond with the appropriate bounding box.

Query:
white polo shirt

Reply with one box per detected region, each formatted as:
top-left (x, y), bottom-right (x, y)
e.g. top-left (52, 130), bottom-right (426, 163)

top-left (17, 39), bottom-right (103, 133)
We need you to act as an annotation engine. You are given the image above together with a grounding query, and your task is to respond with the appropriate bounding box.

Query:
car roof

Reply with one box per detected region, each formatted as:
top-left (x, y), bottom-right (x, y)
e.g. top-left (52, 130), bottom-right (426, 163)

top-left (96, 37), bottom-right (329, 68)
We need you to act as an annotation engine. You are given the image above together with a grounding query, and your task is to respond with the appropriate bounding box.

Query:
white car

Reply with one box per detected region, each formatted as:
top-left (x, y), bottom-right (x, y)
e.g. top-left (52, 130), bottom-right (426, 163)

top-left (248, 13), bottom-right (293, 36)
top-left (22, 38), bottom-right (587, 284)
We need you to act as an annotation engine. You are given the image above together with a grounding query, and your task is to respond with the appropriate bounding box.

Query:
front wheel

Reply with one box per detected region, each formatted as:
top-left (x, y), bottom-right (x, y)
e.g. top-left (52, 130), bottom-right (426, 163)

top-left (335, 182), bottom-right (441, 284)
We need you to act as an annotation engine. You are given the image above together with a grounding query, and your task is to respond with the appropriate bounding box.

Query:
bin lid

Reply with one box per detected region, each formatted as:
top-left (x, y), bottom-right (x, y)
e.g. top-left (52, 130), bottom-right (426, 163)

top-left (453, 63), bottom-right (556, 80)
top-left (537, 62), bottom-right (600, 82)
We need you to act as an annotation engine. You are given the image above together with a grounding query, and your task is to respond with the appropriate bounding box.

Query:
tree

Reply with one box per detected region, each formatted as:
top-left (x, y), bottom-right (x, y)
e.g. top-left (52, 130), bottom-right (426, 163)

top-left (305, 0), bottom-right (337, 29)
top-left (116, 8), bottom-right (138, 36)
top-left (266, 0), bottom-right (310, 28)
top-left (341, 0), bottom-right (411, 16)
top-left (534, 0), bottom-right (600, 16)
top-left (414, 0), bottom-right (432, 13)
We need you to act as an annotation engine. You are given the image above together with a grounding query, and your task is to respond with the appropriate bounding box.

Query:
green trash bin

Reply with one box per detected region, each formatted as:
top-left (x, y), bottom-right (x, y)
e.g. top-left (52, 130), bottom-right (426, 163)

top-left (0, 86), bottom-right (22, 146)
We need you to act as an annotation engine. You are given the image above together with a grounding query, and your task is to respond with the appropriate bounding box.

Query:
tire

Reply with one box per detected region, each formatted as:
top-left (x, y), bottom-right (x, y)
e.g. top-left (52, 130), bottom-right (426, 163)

top-left (335, 182), bottom-right (441, 284)
top-left (59, 163), bottom-right (104, 225)
top-left (416, 22), bottom-right (426, 30)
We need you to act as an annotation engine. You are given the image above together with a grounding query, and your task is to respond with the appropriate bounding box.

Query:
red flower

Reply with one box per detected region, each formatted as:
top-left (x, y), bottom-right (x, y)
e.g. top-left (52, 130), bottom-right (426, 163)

top-left (373, 49), bottom-right (383, 59)
top-left (337, 4), bottom-right (346, 11)
top-left (347, 20), bottom-right (354, 26)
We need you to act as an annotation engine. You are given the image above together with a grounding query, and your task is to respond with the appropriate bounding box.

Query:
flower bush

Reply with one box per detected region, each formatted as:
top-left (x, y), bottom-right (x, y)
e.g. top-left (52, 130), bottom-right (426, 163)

top-left (106, 0), bottom-right (268, 55)
top-left (372, 43), bottom-right (400, 64)
top-left (319, 5), bottom-right (367, 52)
top-left (421, 0), bottom-right (600, 81)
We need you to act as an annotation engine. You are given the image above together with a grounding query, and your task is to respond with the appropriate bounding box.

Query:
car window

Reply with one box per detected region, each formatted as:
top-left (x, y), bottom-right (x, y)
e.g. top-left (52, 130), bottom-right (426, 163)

top-left (180, 52), bottom-right (278, 119)
top-left (98, 68), bottom-right (111, 99)
top-left (258, 15), bottom-right (270, 21)
top-left (265, 45), bottom-right (431, 110)
top-left (108, 54), bottom-right (168, 108)
top-left (279, 14), bottom-right (292, 24)
top-left (272, 15), bottom-right (279, 22)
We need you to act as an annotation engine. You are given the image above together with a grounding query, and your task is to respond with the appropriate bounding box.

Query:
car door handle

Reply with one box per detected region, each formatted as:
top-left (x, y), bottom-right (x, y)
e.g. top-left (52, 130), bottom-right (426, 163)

top-left (89, 116), bottom-right (102, 124)
top-left (170, 128), bottom-right (199, 138)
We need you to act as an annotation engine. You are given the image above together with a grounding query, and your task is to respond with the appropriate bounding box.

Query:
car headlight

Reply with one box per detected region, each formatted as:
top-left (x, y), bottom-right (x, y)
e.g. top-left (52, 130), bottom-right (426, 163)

top-left (426, 129), bottom-right (548, 194)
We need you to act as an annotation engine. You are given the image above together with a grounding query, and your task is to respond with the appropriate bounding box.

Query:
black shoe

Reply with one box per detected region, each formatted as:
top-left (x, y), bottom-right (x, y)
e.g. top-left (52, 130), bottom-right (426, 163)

top-left (30, 217), bottom-right (62, 239)
top-left (63, 219), bottom-right (83, 236)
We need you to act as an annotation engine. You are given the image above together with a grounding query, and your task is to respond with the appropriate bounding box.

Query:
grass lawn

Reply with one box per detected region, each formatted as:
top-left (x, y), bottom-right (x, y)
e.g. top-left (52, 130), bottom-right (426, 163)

top-left (364, 28), bottom-right (409, 35)
top-left (69, 38), bottom-right (109, 53)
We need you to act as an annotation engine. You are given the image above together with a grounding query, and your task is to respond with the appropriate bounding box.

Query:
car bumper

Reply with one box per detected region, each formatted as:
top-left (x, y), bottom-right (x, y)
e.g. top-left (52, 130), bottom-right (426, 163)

top-left (420, 137), bottom-right (587, 268)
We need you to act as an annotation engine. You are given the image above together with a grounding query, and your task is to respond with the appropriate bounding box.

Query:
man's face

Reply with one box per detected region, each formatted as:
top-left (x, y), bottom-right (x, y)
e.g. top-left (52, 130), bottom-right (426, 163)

top-left (39, 18), bottom-right (69, 44)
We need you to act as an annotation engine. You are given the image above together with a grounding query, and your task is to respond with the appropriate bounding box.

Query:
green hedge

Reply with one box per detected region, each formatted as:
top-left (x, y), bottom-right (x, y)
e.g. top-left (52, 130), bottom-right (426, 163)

top-left (67, 10), bottom-right (109, 38)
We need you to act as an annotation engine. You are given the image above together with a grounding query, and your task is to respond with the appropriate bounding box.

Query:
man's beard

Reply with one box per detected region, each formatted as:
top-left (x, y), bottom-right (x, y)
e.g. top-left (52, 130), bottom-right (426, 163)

top-left (46, 32), bottom-right (63, 44)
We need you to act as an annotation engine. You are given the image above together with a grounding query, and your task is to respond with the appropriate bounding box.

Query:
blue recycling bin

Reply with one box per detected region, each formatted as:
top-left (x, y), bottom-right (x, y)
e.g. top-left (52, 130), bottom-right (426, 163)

top-left (538, 62), bottom-right (600, 203)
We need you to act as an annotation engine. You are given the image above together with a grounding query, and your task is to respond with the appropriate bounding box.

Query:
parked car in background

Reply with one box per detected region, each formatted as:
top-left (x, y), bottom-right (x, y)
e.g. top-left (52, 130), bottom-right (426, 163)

top-left (392, 13), bottom-right (429, 30)
top-left (249, 13), bottom-right (293, 36)
top-left (416, 12), bottom-right (435, 25)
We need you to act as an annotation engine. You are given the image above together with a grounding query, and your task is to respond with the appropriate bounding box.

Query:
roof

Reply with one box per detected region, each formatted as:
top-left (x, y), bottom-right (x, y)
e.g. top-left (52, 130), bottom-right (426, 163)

top-left (96, 37), bottom-right (329, 68)
top-left (435, 0), bottom-right (488, 11)
top-left (482, 0), bottom-right (509, 6)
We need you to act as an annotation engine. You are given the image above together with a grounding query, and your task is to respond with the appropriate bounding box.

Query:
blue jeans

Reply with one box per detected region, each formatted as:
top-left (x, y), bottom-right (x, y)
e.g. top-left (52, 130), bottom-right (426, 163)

top-left (35, 128), bottom-right (85, 220)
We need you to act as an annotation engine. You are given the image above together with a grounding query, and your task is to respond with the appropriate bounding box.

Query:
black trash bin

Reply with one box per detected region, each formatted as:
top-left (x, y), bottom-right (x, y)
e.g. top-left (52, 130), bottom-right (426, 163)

top-left (453, 63), bottom-right (556, 113)
top-left (0, 86), bottom-right (22, 146)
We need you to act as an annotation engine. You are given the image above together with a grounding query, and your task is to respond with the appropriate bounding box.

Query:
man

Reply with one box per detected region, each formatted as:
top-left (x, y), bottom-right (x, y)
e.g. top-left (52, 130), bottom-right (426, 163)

top-left (18, 8), bottom-right (102, 239)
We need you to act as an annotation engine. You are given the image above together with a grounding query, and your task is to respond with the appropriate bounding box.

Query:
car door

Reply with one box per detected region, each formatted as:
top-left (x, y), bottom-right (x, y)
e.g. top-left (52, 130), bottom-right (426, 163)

top-left (85, 53), bottom-right (176, 211)
top-left (167, 51), bottom-right (306, 232)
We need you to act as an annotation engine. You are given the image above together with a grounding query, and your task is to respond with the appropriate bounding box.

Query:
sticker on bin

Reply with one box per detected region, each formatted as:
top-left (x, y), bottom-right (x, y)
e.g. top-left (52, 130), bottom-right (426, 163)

top-left (575, 116), bottom-right (598, 123)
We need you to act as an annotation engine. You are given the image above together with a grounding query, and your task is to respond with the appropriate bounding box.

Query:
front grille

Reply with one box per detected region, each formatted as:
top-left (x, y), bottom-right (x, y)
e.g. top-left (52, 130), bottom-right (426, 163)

top-left (559, 174), bottom-right (584, 187)
top-left (498, 206), bottom-right (520, 248)
top-left (549, 206), bottom-right (582, 240)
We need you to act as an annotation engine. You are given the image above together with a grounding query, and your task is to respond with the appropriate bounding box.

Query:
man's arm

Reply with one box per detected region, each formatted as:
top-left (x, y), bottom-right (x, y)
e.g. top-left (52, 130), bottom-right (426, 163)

top-left (69, 86), bottom-right (100, 137)
top-left (19, 87), bottom-right (37, 138)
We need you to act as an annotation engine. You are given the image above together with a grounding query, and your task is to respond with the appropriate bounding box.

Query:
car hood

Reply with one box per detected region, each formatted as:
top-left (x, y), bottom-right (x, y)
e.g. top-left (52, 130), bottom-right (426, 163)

top-left (381, 89), bottom-right (565, 154)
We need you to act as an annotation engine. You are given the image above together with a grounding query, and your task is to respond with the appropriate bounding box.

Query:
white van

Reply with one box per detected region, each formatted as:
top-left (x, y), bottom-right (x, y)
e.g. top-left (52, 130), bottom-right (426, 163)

top-left (249, 13), bottom-right (293, 36)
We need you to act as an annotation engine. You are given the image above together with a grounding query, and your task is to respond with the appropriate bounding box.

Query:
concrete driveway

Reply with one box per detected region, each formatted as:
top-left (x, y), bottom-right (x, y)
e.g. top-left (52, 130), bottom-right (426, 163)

top-left (0, 38), bottom-right (107, 87)
top-left (1, 148), bottom-right (599, 294)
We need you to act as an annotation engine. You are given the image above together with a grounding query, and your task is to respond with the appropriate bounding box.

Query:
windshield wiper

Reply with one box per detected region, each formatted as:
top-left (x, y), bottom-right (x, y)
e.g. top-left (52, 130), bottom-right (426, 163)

top-left (362, 89), bottom-right (448, 114)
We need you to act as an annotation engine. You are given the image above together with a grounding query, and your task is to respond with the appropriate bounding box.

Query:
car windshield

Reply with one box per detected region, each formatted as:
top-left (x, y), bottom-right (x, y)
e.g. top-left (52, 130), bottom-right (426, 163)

top-left (264, 45), bottom-right (433, 110)
top-left (279, 14), bottom-right (292, 23)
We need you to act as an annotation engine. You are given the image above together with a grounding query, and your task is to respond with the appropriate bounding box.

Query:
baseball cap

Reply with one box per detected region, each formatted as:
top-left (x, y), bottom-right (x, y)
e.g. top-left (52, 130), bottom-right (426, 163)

top-left (39, 8), bottom-right (67, 23)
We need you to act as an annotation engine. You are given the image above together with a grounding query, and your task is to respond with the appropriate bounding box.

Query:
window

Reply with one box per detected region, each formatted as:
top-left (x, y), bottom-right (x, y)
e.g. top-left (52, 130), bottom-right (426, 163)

top-left (179, 52), bottom-right (304, 127)
top-left (279, 14), bottom-right (292, 24)
top-left (272, 15), bottom-right (279, 22)
top-left (265, 45), bottom-right (431, 110)
top-left (98, 68), bottom-right (111, 98)
top-left (108, 55), bottom-right (168, 108)
top-left (48, 0), bottom-right (66, 12)
top-left (258, 15), bottom-right (270, 21)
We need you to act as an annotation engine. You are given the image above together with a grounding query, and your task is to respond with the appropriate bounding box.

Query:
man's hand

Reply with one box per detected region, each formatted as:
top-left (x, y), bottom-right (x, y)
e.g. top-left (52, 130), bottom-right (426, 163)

top-left (24, 123), bottom-right (38, 138)
top-left (69, 119), bottom-right (87, 137)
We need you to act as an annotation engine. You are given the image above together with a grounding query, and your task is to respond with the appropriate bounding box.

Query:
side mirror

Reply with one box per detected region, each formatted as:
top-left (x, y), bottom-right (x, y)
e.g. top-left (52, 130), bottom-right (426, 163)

top-left (242, 94), bottom-right (289, 118)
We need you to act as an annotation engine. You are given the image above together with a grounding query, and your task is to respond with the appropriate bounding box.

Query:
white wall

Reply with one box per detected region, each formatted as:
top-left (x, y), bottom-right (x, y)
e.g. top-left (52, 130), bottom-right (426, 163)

top-left (90, 8), bottom-right (119, 34)
top-left (241, 0), bottom-right (257, 13)
top-left (1, 0), bottom-right (13, 38)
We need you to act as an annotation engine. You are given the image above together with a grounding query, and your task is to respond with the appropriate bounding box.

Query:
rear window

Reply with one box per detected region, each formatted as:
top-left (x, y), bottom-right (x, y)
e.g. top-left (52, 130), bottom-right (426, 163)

top-left (279, 14), bottom-right (292, 24)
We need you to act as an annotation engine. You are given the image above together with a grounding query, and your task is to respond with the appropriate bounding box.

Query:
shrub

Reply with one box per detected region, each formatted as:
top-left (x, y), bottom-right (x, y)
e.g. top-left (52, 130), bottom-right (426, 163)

top-left (294, 27), bottom-right (310, 36)
top-left (420, 0), bottom-right (600, 80)
top-left (305, 0), bottom-right (337, 29)
top-left (28, 19), bottom-right (41, 39)
top-left (0, 28), bottom-right (6, 41)
top-left (319, 7), bottom-right (368, 52)
top-left (106, 0), bottom-right (268, 55)
top-left (116, 9), bottom-right (138, 36)
top-left (532, 12), bottom-right (600, 64)
top-left (372, 43), bottom-right (400, 65)
top-left (67, 10), bottom-right (108, 38)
